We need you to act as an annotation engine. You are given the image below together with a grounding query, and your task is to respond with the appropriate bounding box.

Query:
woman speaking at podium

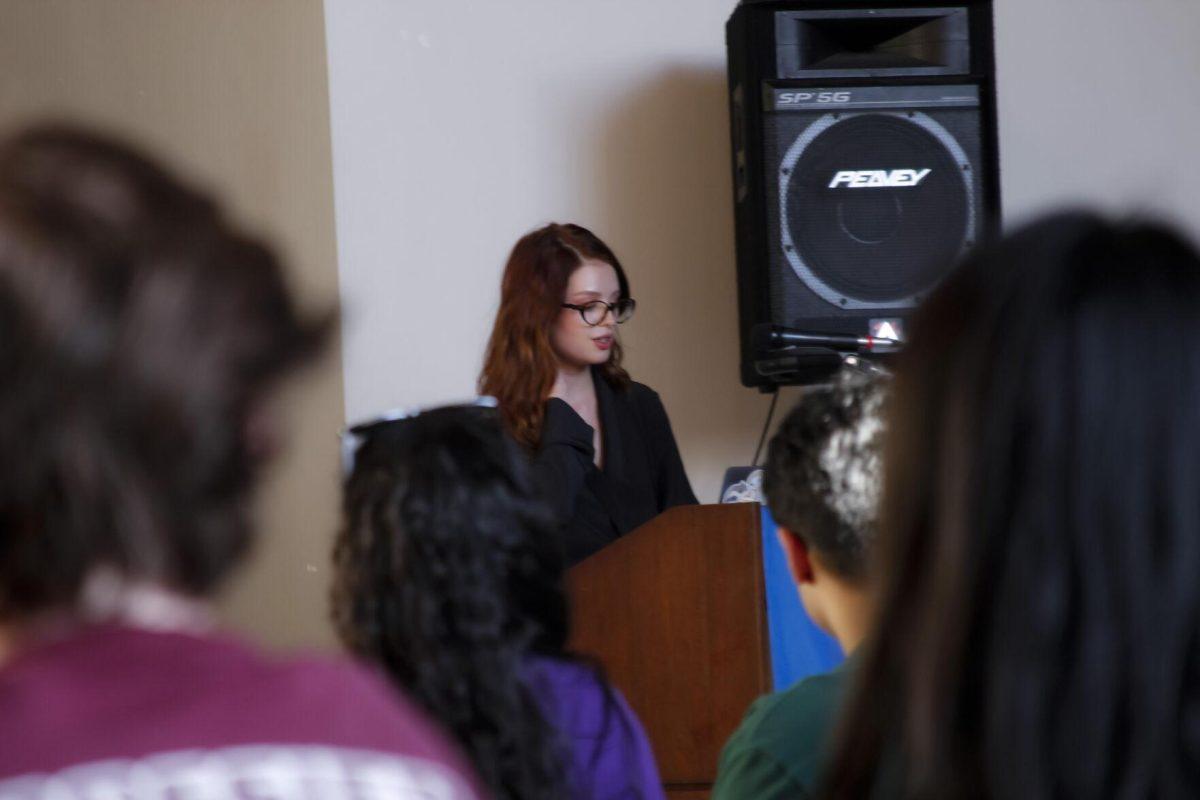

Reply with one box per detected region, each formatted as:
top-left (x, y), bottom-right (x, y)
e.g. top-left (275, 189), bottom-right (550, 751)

top-left (480, 223), bottom-right (697, 565)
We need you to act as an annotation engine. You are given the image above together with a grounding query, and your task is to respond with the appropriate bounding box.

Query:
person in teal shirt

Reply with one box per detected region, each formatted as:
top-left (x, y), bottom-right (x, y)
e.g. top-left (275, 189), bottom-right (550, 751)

top-left (714, 366), bottom-right (887, 800)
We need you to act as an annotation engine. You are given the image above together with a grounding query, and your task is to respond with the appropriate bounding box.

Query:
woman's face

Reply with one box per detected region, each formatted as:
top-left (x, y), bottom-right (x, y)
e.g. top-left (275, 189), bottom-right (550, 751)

top-left (551, 259), bottom-right (621, 370)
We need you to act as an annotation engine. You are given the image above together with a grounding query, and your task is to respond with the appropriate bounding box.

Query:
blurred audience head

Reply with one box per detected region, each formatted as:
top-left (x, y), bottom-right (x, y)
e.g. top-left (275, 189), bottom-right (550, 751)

top-left (333, 403), bottom-right (569, 800)
top-left (765, 365), bottom-right (888, 581)
top-left (0, 124), bottom-right (328, 622)
top-left (827, 211), bottom-right (1200, 798)
top-left (764, 364), bottom-right (888, 648)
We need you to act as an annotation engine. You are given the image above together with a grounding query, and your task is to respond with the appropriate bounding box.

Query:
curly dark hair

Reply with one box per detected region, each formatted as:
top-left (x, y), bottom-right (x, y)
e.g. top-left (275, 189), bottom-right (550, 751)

top-left (332, 405), bottom-right (572, 800)
top-left (763, 368), bottom-right (887, 581)
top-left (0, 124), bottom-right (329, 619)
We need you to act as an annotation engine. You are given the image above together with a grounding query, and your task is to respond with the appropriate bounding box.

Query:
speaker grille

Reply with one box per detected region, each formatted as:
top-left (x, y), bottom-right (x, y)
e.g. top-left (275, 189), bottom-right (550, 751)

top-left (765, 103), bottom-right (984, 324)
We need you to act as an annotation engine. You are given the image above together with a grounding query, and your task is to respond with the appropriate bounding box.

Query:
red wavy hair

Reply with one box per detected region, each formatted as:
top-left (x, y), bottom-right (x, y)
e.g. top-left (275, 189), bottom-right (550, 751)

top-left (480, 223), bottom-right (631, 449)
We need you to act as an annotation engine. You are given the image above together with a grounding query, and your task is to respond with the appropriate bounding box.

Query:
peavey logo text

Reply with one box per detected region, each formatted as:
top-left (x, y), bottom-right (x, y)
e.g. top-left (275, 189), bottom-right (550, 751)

top-left (828, 169), bottom-right (932, 189)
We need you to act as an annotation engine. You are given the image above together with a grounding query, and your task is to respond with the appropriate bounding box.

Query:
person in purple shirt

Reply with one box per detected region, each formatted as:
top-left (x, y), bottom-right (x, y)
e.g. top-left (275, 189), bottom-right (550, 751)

top-left (0, 126), bottom-right (480, 799)
top-left (333, 402), bottom-right (666, 800)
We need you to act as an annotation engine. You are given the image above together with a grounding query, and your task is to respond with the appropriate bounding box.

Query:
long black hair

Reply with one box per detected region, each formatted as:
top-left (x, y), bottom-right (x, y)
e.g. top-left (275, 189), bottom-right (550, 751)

top-left (824, 212), bottom-right (1200, 798)
top-left (332, 405), bottom-right (571, 800)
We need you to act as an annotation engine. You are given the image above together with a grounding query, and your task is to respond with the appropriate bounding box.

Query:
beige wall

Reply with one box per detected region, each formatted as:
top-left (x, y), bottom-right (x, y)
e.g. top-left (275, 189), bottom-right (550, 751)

top-left (0, 0), bottom-right (344, 649)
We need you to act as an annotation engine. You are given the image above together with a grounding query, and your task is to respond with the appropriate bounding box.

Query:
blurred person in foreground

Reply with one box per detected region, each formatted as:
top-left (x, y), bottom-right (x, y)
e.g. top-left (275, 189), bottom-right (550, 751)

top-left (825, 211), bottom-right (1200, 798)
top-left (713, 366), bottom-right (887, 800)
top-left (0, 125), bottom-right (480, 798)
top-left (333, 403), bottom-right (666, 800)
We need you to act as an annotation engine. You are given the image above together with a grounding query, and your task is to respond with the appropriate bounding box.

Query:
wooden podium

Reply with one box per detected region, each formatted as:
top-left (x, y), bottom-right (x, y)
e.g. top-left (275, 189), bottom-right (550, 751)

top-left (568, 504), bottom-right (770, 799)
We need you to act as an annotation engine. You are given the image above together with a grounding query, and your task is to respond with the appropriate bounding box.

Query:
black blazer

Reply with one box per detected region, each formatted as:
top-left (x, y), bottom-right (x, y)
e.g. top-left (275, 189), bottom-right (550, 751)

top-left (533, 370), bottom-right (698, 565)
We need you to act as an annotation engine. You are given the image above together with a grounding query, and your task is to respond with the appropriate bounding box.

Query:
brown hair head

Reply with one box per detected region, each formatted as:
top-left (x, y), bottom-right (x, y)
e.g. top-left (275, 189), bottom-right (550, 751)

top-left (479, 223), bottom-right (630, 449)
top-left (0, 124), bottom-right (331, 619)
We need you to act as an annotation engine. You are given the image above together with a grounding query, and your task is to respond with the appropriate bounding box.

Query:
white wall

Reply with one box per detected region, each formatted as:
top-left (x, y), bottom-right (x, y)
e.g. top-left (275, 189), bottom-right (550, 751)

top-left (326, 0), bottom-right (1200, 502)
top-left (994, 0), bottom-right (1200, 231)
top-left (326, 0), bottom-right (760, 501)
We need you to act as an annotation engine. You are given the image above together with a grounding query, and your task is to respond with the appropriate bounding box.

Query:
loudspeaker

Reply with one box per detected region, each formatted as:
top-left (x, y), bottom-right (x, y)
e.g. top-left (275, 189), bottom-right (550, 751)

top-left (726, 1), bottom-right (1000, 388)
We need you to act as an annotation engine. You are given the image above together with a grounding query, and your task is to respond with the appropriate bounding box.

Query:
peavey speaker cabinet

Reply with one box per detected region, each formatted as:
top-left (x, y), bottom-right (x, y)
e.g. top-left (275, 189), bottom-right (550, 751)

top-left (726, 1), bottom-right (1000, 388)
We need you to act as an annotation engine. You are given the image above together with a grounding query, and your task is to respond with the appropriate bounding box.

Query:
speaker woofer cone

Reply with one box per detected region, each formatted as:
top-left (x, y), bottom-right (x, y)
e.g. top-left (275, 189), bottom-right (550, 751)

top-left (779, 111), bottom-right (975, 308)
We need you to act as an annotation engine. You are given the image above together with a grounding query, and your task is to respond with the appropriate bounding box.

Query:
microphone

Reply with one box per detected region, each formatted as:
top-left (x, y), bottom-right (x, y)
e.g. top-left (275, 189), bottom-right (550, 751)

top-left (751, 324), bottom-right (901, 355)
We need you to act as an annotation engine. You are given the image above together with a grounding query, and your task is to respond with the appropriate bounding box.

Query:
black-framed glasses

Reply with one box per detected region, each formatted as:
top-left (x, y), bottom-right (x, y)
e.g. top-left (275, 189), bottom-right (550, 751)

top-left (561, 298), bottom-right (636, 326)
top-left (340, 396), bottom-right (499, 477)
